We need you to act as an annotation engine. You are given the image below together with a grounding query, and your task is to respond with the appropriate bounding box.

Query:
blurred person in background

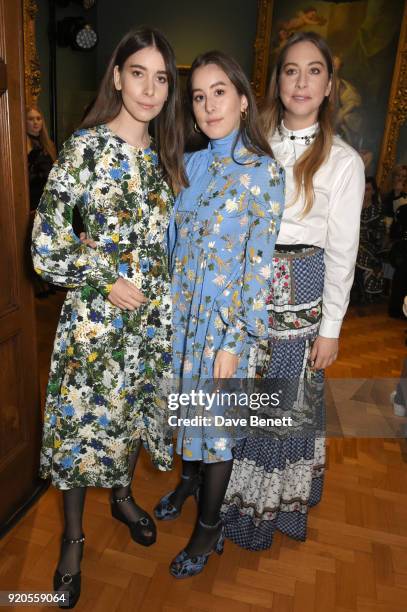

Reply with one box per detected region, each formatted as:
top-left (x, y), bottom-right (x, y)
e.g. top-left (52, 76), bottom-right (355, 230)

top-left (26, 107), bottom-right (57, 297)
top-left (26, 107), bottom-right (56, 211)
top-left (353, 177), bottom-right (385, 304)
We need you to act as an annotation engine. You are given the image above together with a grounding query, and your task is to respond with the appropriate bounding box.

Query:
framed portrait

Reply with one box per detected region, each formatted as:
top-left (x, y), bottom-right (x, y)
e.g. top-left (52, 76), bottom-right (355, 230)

top-left (252, 0), bottom-right (407, 188)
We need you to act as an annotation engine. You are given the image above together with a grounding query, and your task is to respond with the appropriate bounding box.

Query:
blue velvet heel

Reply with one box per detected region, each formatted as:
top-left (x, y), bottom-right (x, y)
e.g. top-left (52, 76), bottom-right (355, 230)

top-left (169, 519), bottom-right (224, 579)
top-left (154, 474), bottom-right (200, 521)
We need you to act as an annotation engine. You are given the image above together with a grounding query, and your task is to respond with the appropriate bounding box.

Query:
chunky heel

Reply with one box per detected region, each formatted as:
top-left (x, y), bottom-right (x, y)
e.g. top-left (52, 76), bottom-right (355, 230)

top-left (111, 494), bottom-right (156, 546)
top-left (214, 530), bottom-right (225, 555)
top-left (169, 519), bottom-right (224, 579)
top-left (154, 473), bottom-right (201, 521)
top-left (53, 534), bottom-right (85, 609)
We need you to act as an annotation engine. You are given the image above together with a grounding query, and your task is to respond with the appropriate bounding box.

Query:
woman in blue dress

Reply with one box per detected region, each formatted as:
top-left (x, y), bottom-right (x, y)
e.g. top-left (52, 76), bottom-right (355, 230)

top-left (154, 50), bottom-right (285, 578)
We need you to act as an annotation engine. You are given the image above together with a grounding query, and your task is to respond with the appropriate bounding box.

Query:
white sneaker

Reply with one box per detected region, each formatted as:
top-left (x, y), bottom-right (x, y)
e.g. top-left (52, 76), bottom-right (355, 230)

top-left (390, 390), bottom-right (406, 416)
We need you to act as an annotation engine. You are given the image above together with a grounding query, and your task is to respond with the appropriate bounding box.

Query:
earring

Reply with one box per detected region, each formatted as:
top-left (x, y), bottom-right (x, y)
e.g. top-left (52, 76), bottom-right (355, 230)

top-left (241, 109), bottom-right (248, 121)
top-left (194, 122), bottom-right (201, 133)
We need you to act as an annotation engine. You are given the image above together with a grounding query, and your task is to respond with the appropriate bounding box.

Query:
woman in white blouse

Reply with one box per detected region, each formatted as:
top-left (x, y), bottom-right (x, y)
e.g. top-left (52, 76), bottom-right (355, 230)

top-left (222, 31), bottom-right (365, 550)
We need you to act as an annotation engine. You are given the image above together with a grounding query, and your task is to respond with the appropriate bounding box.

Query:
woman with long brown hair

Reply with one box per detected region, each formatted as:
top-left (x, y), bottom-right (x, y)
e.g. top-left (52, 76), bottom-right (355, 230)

top-left (26, 107), bottom-right (57, 297)
top-left (32, 26), bottom-right (186, 606)
top-left (26, 107), bottom-right (56, 211)
top-left (221, 31), bottom-right (365, 550)
top-left (153, 50), bottom-right (284, 577)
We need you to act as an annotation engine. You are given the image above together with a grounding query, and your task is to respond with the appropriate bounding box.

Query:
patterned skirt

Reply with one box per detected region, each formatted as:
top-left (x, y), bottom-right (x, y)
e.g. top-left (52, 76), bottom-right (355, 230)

top-left (221, 246), bottom-right (325, 550)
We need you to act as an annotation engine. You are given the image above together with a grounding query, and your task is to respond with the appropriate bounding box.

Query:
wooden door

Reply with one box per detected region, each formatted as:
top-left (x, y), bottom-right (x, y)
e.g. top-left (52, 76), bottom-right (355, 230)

top-left (0, 0), bottom-right (43, 534)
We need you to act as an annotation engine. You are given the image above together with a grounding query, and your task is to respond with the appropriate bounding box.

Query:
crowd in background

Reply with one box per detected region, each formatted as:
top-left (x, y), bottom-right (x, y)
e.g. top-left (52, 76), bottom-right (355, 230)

top-left (352, 164), bottom-right (407, 319)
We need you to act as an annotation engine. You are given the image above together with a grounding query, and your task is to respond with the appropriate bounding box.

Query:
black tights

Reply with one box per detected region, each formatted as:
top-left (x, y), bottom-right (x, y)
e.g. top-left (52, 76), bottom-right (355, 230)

top-left (172, 458), bottom-right (233, 556)
top-left (169, 459), bottom-right (201, 508)
top-left (57, 440), bottom-right (144, 575)
top-left (111, 441), bottom-right (153, 538)
top-left (57, 487), bottom-right (87, 575)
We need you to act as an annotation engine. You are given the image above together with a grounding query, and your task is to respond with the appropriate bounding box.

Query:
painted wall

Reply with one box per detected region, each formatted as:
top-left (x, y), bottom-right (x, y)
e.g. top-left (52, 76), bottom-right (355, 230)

top-left (35, 0), bottom-right (258, 148)
top-left (35, 0), bottom-right (98, 148)
top-left (396, 124), bottom-right (407, 166)
top-left (268, 0), bottom-right (405, 175)
top-left (96, 0), bottom-right (257, 81)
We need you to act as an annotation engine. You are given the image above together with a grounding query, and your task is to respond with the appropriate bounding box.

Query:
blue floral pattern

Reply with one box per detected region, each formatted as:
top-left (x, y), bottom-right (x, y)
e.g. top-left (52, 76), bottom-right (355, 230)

top-left (169, 132), bottom-right (285, 462)
top-left (32, 124), bottom-right (174, 489)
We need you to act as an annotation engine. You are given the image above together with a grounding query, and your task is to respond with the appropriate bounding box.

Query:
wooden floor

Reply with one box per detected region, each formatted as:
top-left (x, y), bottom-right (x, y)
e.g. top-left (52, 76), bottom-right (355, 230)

top-left (0, 294), bottom-right (406, 611)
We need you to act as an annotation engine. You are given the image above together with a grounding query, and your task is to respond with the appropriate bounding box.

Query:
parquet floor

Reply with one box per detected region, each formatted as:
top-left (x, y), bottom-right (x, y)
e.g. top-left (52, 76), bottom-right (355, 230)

top-left (0, 295), bottom-right (406, 611)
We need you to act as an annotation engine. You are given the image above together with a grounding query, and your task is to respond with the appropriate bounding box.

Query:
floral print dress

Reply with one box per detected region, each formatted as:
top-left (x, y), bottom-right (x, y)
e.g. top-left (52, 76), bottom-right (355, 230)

top-left (168, 131), bottom-right (285, 462)
top-left (32, 124), bottom-right (174, 490)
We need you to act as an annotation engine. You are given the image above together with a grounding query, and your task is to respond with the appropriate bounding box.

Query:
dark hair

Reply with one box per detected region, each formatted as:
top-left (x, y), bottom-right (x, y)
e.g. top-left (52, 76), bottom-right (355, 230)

top-left (365, 176), bottom-right (379, 206)
top-left (80, 26), bottom-right (187, 191)
top-left (262, 31), bottom-right (337, 214)
top-left (185, 50), bottom-right (274, 161)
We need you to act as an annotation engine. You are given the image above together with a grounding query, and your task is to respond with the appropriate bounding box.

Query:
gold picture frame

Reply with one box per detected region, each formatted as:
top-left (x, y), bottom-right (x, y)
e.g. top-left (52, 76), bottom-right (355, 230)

top-left (252, 0), bottom-right (274, 100)
top-left (376, 1), bottom-right (407, 189)
top-left (252, 0), bottom-right (407, 190)
top-left (23, 0), bottom-right (41, 108)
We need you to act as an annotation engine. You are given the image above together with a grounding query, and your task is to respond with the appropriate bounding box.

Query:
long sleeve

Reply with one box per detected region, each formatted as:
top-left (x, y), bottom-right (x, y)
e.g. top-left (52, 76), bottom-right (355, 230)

top-left (220, 161), bottom-right (285, 354)
top-left (319, 152), bottom-right (365, 338)
top-left (32, 134), bottom-right (119, 297)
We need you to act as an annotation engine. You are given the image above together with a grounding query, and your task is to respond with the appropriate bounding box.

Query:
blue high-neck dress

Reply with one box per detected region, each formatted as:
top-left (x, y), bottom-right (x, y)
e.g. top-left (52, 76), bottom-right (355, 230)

top-left (168, 131), bottom-right (285, 463)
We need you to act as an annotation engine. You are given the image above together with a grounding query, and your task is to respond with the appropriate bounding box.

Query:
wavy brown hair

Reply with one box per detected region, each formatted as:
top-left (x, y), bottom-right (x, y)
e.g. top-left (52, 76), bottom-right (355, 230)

top-left (80, 26), bottom-right (187, 191)
top-left (186, 50), bottom-right (274, 162)
top-left (262, 31), bottom-right (337, 214)
top-left (26, 107), bottom-right (56, 161)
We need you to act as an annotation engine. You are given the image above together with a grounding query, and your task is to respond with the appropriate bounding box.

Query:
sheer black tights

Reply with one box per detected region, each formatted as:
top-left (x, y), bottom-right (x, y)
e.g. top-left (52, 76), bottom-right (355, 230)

top-left (185, 459), bottom-right (233, 557)
top-left (57, 440), bottom-right (146, 574)
top-left (168, 460), bottom-right (201, 509)
top-left (57, 487), bottom-right (86, 576)
top-left (111, 440), bottom-right (153, 539)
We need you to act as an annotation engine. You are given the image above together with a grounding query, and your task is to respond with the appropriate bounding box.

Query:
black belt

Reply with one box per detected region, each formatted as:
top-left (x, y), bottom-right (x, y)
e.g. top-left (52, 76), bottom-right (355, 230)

top-left (275, 243), bottom-right (315, 252)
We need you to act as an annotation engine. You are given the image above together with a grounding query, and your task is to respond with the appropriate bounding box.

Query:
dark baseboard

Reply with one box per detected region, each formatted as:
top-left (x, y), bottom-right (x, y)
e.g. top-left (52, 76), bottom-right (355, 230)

top-left (0, 479), bottom-right (50, 539)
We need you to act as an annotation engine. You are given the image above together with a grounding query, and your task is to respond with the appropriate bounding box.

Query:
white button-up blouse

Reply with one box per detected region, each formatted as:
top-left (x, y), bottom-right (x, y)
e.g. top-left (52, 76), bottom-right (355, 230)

top-left (270, 121), bottom-right (365, 338)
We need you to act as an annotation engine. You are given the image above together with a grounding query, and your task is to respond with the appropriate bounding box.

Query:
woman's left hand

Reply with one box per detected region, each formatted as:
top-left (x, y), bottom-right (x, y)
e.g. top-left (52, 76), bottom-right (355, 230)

top-left (79, 232), bottom-right (97, 248)
top-left (213, 349), bottom-right (239, 379)
top-left (309, 336), bottom-right (338, 370)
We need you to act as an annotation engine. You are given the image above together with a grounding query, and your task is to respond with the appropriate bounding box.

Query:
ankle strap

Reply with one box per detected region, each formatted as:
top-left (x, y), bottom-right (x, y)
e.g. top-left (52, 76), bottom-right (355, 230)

top-left (62, 534), bottom-right (85, 544)
top-left (181, 473), bottom-right (199, 481)
top-left (198, 518), bottom-right (222, 529)
top-left (112, 494), bottom-right (133, 504)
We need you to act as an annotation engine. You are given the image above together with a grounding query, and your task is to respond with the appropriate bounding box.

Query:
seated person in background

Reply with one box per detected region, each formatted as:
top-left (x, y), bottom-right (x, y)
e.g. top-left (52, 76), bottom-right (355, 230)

top-left (353, 177), bottom-right (385, 303)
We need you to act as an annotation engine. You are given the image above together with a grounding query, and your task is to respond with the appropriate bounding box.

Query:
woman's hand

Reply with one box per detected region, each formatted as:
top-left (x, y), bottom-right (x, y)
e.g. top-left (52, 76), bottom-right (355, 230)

top-left (107, 277), bottom-right (148, 310)
top-left (213, 349), bottom-right (239, 379)
top-left (309, 336), bottom-right (338, 370)
top-left (79, 232), bottom-right (97, 248)
top-left (79, 233), bottom-right (147, 310)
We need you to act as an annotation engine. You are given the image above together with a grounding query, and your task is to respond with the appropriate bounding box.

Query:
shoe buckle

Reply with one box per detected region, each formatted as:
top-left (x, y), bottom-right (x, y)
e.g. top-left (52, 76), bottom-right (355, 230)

top-left (62, 573), bottom-right (73, 584)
